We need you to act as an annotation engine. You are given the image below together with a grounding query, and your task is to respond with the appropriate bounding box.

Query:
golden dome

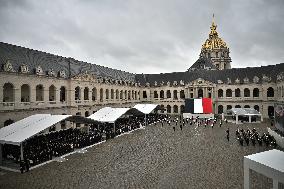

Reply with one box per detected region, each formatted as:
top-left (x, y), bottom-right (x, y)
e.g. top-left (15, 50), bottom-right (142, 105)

top-left (202, 17), bottom-right (227, 50)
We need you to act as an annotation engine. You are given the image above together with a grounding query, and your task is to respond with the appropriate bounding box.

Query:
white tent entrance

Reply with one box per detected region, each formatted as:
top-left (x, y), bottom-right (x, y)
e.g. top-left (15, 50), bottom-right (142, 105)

top-left (225, 108), bottom-right (263, 124)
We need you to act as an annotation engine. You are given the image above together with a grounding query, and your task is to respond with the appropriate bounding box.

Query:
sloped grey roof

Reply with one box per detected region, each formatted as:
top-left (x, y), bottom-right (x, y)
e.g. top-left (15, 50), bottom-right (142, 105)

top-left (188, 57), bottom-right (216, 70)
top-left (135, 63), bottom-right (284, 86)
top-left (0, 42), bottom-right (135, 81)
top-left (1, 42), bottom-right (283, 86)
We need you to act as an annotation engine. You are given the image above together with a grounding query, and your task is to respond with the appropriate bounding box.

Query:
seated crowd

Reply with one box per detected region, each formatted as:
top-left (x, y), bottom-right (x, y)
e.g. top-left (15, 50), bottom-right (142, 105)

top-left (2, 113), bottom-right (167, 172)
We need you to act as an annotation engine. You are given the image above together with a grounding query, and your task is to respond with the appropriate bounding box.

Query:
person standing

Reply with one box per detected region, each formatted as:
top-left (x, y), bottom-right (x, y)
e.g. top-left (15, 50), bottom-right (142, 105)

top-left (226, 128), bottom-right (230, 141)
top-left (20, 160), bottom-right (25, 174)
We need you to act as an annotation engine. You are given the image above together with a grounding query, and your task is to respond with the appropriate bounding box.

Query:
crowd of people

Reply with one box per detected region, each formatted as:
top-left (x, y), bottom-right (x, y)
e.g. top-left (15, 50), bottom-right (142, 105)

top-left (1, 112), bottom-right (279, 173)
top-left (2, 128), bottom-right (103, 173)
top-left (235, 128), bottom-right (277, 147)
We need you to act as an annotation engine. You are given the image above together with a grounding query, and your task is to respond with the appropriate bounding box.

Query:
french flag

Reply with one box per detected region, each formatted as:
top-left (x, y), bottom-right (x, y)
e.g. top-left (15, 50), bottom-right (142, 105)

top-left (186, 98), bottom-right (213, 114)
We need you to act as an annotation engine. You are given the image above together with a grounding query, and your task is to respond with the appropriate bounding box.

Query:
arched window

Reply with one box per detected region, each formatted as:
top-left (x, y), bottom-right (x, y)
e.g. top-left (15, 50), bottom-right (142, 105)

top-left (218, 89), bottom-right (223, 97)
top-left (60, 86), bottom-right (66, 102)
top-left (244, 105), bottom-right (250, 108)
top-left (253, 88), bottom-right (259, 97)
top-left (235, 88), bottom-right (241, 97)
top-left (21, 84), bottom-right (30, 102)
top-left (92, 88), bottom-right (97, 101)
top-left (36, 84), bottom-right (44, 101)
top-left (235, 105), bottom-right (241, 108)
top-left (180, 90), bottom-right (185, 99)
top-left (167, 105), bottom-right (171, 113)
top-left (132, 90), bottom-right (134, 99)
top-left (226, 89), bottom-right (232, 97)
top-left (166, 90), bottom-right (171, 98)
top-left (244, 88), bottom-right (250, 97)
top-left (267, 87), bottom-right (274, 97)
top-left (173, 90), bottom-right (178, 99)
top-left (120, 90), bottom-right (123, 99)
top-left (4, 119), bottom-right (14, 126)
top-left (227, 105), bottom-right (232, 111)
top-left (135, 91), bottom-right (137, 100)
top-left (268, 106), bottom-right (274, 117)
top-left (160, 90), bottom-right (164, 99)
top-left (180, 105), bottom-right (185, 113)
top-left (85, 111), bottom-right (89, 117)
top-left (218, 105), bottom-right (223, 114)
top-left (84, 87), bottom-right (89, 100)
top-left (105, 89), bottom-right (109, 99)
top-left (173, 105), bottom-right (178, 113)
top-left (75, 86), bottom-right (81, 100)
top-left (111, 89), bottom-right (114, 99)
top-left (160, 105), bottom-right (165, 113)
top-left (100, 88), bottom-right (103, 101)
top-left (116, 89), bottom-right (119, 99)
top-left (3, 83), bottom-right (14, 102)
top-left (154, 91), bottom-right (158, 98)
top-left (125, 90), bottom-right (127, 99)
top-left (198, 89), bottom-right (203, 98)
top-left (254, 105), bottom-right (259, 112)
top-left (49, 85), bottom-right (56, 101)
top-left (128, 90), bottom-right (131, 100)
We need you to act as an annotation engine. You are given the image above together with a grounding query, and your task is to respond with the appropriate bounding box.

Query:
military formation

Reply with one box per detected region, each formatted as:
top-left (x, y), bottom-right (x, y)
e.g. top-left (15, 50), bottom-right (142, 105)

top-left (235, 128), bottom-right (277, 147)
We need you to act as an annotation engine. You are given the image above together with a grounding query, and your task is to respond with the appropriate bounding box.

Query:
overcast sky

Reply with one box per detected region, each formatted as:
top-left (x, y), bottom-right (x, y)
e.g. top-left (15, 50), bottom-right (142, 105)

top-left (0, 0), bottom-right (284, 74)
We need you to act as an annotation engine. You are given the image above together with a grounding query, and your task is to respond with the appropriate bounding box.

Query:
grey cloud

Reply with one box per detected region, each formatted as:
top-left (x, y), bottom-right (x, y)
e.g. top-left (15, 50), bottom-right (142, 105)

top-left (0, 0), bottom-right (283, 74)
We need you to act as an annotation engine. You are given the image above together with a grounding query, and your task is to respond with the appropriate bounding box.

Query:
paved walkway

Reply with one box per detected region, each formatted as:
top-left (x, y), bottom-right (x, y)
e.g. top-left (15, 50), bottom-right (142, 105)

top-left (0, 121), bottom-right (281, 189)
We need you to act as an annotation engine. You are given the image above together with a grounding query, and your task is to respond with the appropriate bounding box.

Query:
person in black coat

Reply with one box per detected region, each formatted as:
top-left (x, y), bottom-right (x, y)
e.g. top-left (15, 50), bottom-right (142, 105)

top-left (20, 160), bottom-right (25, 174)
top-left (25, 159), bottom-right (30, 172)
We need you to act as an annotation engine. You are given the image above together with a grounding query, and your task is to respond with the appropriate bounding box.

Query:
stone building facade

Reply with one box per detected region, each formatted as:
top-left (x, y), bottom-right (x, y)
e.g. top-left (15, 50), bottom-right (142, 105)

top-left (0, 20), bottom-right (284, 129)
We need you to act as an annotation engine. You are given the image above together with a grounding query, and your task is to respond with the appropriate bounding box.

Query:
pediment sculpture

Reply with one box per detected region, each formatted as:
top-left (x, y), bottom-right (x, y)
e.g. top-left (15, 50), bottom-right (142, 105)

top-left (59, 70), bottom-right (66, 78)
top-left (3, 60), bottom-right (15, 72)
top-left (20, 64), bottom-right (29, 73)
top-left (35, 66), bottom-right (44, 75)
top-left (243, 77), bottom-right (249, 84)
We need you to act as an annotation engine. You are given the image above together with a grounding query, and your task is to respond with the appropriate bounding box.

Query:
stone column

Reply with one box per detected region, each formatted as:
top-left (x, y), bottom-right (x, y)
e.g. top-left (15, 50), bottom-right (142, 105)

top-left (56, 89), bottom-right (60, 103)
top-left (0, 144), bottom-right (2, 165)
top-left (44, 86), bottom-right (49, 103)
top-left (244, 160), bottom-right (250, 189)
top-left (30, 86), bottom-right (36, 103)
top-left (273, 179), bottom-right (278, 189)
top-left (14, 87), bottom-right (21, 108)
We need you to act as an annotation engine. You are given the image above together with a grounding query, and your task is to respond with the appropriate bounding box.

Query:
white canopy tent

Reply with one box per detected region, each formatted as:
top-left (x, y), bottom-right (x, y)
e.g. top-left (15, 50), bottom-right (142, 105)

top-left (133, 104), bottom-right (158, 126)
top-left (133, 104), bottom-right (158, 114)
top-left (244, 149), bottom-right (284, 188)
top-left (0, 114), bottom-right (72, 163)
top-left (88, 107), bottom-right (113, 122)
top-left (0, 114), bottom-right (71, 146)
top-left (226, 108), bottom-right (263, 124)
top-left (0, 114), bottom-right (51, 140)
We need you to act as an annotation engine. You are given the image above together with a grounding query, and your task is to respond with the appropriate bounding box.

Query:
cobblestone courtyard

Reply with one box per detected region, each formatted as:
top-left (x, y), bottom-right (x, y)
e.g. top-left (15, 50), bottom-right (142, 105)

top-left (0, 121), bottom-right (281, 189)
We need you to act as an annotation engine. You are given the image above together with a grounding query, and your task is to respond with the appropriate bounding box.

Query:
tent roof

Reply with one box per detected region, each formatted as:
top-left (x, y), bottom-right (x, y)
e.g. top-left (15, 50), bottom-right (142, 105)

top-left (0, 114), bottom-right (71, 145)
top-left (227, 108), bottom-right (261, 116)
top-left (88, 107), bottom-right (144, 123)
top-left (133, 104), bottom-right (158, 114)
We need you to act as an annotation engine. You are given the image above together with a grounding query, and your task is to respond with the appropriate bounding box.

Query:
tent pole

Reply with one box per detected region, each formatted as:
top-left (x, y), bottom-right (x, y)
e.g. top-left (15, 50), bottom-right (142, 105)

top-left (113, 122), bottom-right (116, 135)
top-left (236, 114), bottom-right (238, 124)
top-left (249, 115), bottom-right (251, 123)
top-left (20, 143), bottom-right (24, 161)
top-left (0, 144), bottom-right (2, 165)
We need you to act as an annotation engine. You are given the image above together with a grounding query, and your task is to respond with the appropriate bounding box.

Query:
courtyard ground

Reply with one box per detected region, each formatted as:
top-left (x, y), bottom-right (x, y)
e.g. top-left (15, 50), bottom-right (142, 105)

top-left (0, 120), bottom-right (282, 189)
